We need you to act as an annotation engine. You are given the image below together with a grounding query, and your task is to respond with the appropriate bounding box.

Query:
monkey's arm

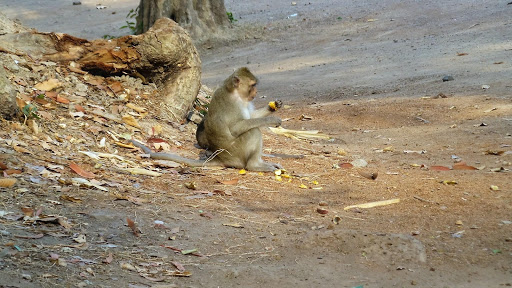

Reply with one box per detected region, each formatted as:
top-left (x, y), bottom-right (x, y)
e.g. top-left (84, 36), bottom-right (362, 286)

top-left (229, 116), bottom-right (281, 138)
top-left (250, 100), bottom-right (282, 118)
top-left (250, 107), bottom-right (272, 118)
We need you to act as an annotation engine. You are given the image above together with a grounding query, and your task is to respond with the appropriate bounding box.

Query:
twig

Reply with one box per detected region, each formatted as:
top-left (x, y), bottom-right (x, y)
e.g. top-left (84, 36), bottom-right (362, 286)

top-left (413, 195), bottom-right (439, 205)
top-left (204, 148), bottom-right (228, 165)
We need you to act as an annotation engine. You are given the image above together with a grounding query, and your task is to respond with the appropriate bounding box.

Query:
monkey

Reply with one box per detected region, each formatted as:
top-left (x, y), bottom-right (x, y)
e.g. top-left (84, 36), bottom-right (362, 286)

top-left (131, 67), bottom-right (283, 172)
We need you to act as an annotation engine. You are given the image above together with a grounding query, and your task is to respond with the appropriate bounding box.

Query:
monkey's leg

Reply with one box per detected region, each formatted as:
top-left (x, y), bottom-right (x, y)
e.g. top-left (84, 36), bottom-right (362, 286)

top-left (242, 129), bottom-right (282, 172)
top-left (195, 118), bottom-right (209, 149)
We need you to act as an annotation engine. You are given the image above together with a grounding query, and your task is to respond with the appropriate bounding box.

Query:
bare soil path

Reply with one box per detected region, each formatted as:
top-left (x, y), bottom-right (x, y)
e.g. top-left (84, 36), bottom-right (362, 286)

top-left (0, 1), bottom-right (511, 287)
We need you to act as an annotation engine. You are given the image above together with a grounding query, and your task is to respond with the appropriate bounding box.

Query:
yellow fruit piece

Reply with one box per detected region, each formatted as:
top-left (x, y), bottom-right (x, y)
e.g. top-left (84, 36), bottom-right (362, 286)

top-left (268, 101), bottom-right (277, 111)
top-left (299, 184), bottom-right (308, 189)
top-left (239, 169), bottom-right (247, 175)
top-left (312, 180), bottom-right (319, 185)
top-left (275, 175), bottom-right (282, 181)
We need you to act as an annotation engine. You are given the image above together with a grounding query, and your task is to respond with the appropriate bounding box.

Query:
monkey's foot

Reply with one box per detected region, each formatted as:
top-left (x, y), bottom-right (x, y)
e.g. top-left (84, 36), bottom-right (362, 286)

top-left (247, 161), bottom-right (282, 172)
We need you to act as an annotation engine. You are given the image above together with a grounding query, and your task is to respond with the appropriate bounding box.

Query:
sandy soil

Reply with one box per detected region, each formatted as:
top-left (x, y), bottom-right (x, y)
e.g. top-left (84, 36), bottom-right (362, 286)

top-left (0, 1), bottom-right (511, 287)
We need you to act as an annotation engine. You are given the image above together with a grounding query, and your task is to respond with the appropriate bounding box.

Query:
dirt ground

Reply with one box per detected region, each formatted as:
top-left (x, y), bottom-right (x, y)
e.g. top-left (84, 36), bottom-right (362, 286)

top-left (1, 0), bottom-right (511, 287)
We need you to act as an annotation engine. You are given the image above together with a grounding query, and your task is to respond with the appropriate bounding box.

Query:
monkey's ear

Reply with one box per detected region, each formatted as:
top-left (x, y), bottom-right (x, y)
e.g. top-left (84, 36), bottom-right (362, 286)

top-left (232, 76), bottom-right (241, 88)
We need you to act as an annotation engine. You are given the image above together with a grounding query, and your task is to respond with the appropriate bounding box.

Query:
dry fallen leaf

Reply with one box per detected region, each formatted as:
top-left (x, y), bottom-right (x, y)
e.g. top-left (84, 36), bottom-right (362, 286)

top-left (200, 212), bottom-right (213, 219)
top-left (108, 81), bottom-right (124, 93)
top-left (75, 104), bottom-right (86, 112)
top-left (0, 178), bottom-right (17, 188)
top-left (218, 179), bottom-right (239, 185)
top-left (339, 162), bottom-right (353, 169)
top-left (21, 207), bottom-right (34, 217)
top-left (73, 234), bottom-right (87, 243)
top-left (13, 145), bottom-right (32, 154)
top-left (69, 162), bottom-right (97, 179)
top-left (56, 94), bottom-right (70, 104)
top-left (316, 208), bottom-right (329, 214)
top-left (453, 163), bottom-right (477, 170)
top-left (127, 218), bottom-right (140, 236)
top-left (103, 253), bottom-right (113, 264)
top-left (126, 103), bottom-right (147, 113)
top-left (14, 233), bottom-right (44, 239)
top-left (184, 182), bottom-right (197, 190)
top-left (430, 165), bottom-right (451, 171)
top-left (122, 114), bottom-right (141, 128)
top-left (123, 168), bottom-right (162, 176)
top-left (171, 261), bottom-right (186, 272)
top-left (34, 78), bottom-right (62, 91)
top-left (60, 195), bottom-right (83, 203)
top-left (57, 217), bottom-right (72, 229)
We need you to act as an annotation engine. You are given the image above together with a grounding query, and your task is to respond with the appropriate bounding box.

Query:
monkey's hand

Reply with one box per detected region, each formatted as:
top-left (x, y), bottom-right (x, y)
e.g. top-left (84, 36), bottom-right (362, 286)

top-left (268, 116), bottom-right (282, 127)
top-left (268, 100), bottom-right (283, 111)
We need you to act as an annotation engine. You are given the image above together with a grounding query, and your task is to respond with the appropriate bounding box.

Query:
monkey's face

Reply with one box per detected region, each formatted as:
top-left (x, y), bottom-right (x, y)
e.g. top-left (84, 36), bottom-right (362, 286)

top-left (240, 78), bottom-right (258, 102)
top-left (247, 82), bottom-right (258, 101)
top-left (232, 73), bottom-right (258, 102)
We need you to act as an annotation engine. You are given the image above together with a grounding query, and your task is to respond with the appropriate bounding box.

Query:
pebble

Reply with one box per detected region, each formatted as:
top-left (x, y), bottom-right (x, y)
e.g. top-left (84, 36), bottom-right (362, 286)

top-left (350, 158), bottom-right (368, 168)
top-left (442, 75), bottom-right (454, 82)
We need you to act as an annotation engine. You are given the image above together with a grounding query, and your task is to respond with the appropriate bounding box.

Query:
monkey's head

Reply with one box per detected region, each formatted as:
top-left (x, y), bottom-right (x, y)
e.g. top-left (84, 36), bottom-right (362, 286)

top-left (226, 67), bottom-right (259, 102)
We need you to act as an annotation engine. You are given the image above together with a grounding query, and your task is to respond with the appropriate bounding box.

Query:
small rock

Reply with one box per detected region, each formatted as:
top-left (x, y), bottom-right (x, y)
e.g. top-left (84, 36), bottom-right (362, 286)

top-left (72, 1), bottom-right (81, 5)
top-left (482, 84), bottom-right (490, 89)
top-left (350, 158), bottom-right (368, 168)
top-left (442, 75), bottom-right (454, 82)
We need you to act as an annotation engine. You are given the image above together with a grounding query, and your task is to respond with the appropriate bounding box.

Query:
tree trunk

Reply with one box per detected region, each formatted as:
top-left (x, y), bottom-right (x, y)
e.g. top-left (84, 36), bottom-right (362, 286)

top-left (0, 16), bottom-right (201, 122)
top-left (0, 12), bottom-right (29, 120)
top-left (136, 0), bottom-right (230, 40)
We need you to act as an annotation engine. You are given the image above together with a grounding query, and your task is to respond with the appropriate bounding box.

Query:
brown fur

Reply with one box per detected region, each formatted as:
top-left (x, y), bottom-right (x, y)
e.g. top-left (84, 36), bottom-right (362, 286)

top-left (133, 67), bottom-right (282, 172)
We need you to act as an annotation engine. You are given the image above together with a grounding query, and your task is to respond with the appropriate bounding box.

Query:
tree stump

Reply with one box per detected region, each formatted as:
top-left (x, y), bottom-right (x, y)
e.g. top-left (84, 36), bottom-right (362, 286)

top-left (0, 16), bottom-right (201, 121)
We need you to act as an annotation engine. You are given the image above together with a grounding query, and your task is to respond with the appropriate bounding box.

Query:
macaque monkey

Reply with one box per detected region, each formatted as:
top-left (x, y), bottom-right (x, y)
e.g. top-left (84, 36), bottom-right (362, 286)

top-left (131, 67), bottom-right (283, 172)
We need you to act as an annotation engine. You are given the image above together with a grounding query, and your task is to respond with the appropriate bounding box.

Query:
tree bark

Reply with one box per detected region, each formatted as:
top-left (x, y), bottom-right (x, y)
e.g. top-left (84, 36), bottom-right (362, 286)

top-left (136, 0), bottom-right (230, 40)
top-left (0, 17), bottom-right (201, 122)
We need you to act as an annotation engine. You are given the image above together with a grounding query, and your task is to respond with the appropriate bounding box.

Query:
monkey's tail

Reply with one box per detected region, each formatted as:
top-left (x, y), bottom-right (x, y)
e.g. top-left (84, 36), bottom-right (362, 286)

top-left (131, 140), bottom-right (216, 167)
